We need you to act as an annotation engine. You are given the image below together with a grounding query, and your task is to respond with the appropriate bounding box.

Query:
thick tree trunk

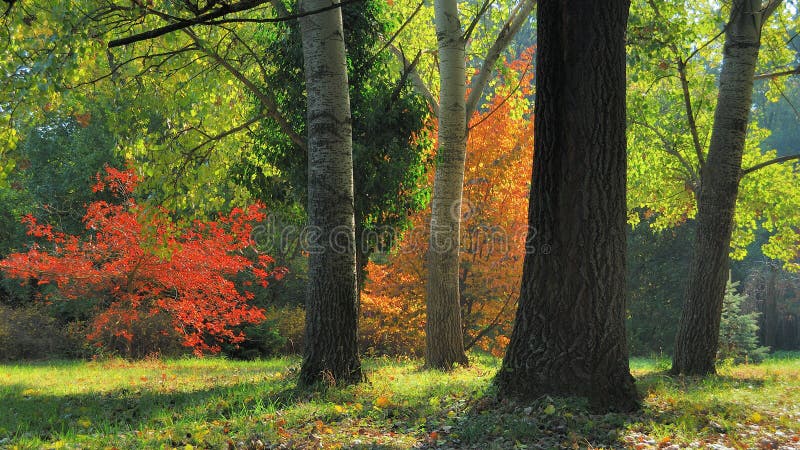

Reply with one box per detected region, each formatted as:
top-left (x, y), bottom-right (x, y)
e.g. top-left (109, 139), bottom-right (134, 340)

top-left (425, 0), bottom-right (469, 369)
top-left (495, 0), bottom-right (638, 412)
top-left (297, 0), bottom-right (362, 386)
top-left (671, 0), bottom-right (766, 376)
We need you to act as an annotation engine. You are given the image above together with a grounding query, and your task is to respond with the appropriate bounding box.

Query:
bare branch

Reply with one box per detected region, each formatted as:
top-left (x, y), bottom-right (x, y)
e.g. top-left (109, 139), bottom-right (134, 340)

top-left (464, 291), bottom-right (516, 351)
top-left (462, 0), bottom-right (494, 43)
top-left (390, 50), bottom-right (422, 104)
top-left (761, 0), bottom-right (783, 20)
top-left (468, 60), bottom-right (530, 131)
top-left (741, 153), bottom-right (800, 176)
top-left (359, 0), bottom-right (424, 73)
top-left (108, 0), bottom-right (364, 48)
top-left (268, 0), bottom-right (289, 17)
top-left (183, 29), bottom-right (307, 151)
top-left (464, 0), bottom-right (534, 120)
top-left (677, 58), bottom-right (706, 168)
top-left (630, 118), bottom-right (699, 183)
top-left (184, 112), bottom-right (266, 156)
top-left (685, 26), bottom-right (727, 62)
top-left (389, 44), bottom-right (439, 117)
top-left (755, 65), bottom-right (800, 79)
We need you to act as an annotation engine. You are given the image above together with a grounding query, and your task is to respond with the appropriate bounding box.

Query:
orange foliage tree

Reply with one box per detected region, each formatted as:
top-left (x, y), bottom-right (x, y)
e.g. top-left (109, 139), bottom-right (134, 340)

top-left (0, 167), bottom-right (285, 355)
top-left (361, 52), bottom-right (534, 356)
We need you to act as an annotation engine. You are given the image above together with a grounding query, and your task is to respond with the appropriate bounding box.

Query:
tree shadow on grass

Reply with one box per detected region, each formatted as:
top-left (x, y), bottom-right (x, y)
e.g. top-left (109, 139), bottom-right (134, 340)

top-left (404, 370), bottom-right (783, 450)
top-left (0, 376), bottom-right (302, 444)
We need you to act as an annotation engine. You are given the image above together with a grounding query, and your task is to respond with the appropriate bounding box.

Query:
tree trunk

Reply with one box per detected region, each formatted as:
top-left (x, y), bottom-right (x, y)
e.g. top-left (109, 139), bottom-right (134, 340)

top-left (425, 0), bottom-right (469, 369)
top-left (671, 0), bottom-right (767, 376)
top-left (495, 0), bottom-right (638, 412)
top-left (297, 0), bottom-right (363, 386)
top-left (763, 264), bottom-right (778, 349)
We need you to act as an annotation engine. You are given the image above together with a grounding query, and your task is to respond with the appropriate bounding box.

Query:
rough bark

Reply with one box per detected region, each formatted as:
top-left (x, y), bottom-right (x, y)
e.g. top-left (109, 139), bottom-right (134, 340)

top-left (671, 0), bottom-right (768, 376)
top-left (297, 0), bottom-right (362, 386)
top-left (425, 0), bottom-right (469, 369)
top-left (495, 0), bottom-right (639, 412)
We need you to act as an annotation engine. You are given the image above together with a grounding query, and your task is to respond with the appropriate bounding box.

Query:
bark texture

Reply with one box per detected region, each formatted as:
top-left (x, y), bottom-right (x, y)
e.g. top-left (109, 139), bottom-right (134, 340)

top-left (672, 0), bottom-right (766, 376)
top-left (425, 0), bottom-right (469, 369)
top-left (495, 0), bottom-right (639, 412)
top-left (297, 0), bottom-right (362, 386)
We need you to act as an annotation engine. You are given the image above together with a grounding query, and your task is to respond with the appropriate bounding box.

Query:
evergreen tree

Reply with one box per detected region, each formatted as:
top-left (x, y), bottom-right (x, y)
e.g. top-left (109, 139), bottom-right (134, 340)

top-left (718, 279), bottom-right (770, 364)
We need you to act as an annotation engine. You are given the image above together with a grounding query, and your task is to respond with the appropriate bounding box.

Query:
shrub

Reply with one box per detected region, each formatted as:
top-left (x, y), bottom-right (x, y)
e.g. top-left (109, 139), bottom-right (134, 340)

top-left (0, 167), bottom-right (286, 356)
top-left (359, 291), bottom-right (424, 357)
top-left (0, 304), bottom-right (70, 360)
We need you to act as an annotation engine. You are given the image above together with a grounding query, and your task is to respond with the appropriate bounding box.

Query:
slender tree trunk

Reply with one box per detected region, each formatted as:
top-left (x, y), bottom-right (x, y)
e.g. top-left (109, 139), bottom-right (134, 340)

top-left (763, 264), bottom-right (778, 349)
top-left (297, 0), bottom-right (362, 386)
top-left (425, 0), bottom-right (469, 369)
top-left (495, 0), bottom-right (638, 412)
top-left (671, 0), bottom-right (768, 376)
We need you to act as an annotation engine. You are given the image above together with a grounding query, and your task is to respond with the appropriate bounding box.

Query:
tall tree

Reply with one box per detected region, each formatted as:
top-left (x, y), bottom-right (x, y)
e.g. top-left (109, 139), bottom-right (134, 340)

top-left (495, 0), bottom-right (639, 411)
top-left (297, 0), bottom-right (362, 385)
top-left (672, 0), bottom-right (784, 375)
top-left (425, 0), bottom-right (470, 369)
top-left (404, 0), bottom-right (534, 369)
top-left (237, 2), bottom-right (432, 292)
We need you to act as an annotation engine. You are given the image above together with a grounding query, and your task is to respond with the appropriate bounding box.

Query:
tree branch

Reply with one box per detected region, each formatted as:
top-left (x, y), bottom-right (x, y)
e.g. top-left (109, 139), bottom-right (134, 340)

top-left (359, 0), bottom-right (424, 73)
top-left (762, 0), bottom-right (783, 20)
top-left (390, 49), bottom-right (422, 104)
top-left (630, 118), bottom-right (699, 183)
top-left (183, 29), bottom-right (307, 151)
top-left (677, 58), bottom-right (706, 168)
top-left (741, 153), bottom-right (800, 176)
top-left (755, 65), bottom-right (800, 79)
top-left (390, 44), bottom-right (439, 117)
top-left (464, 0), bottom-right (534, 120)
top-left (462, 0), bottom-right (494, 43)
top-left (181, 113), bottom-right (266, 167)
top-left (464, 292), bottom-right (515, 351)
top-left (108, 0), bottom-right (364, 48)
top-left (468, 61), bottom-right (530, 131)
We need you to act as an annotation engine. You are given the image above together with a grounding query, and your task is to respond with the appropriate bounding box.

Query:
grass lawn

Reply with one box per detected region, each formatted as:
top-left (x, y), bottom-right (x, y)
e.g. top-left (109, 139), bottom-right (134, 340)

top-left (0, 352), bottom-right (798, 449)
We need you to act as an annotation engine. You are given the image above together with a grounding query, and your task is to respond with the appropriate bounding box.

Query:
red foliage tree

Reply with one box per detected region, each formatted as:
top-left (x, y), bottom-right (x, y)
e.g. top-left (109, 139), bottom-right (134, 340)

top-left (0, 167), bottom-right (285, 355)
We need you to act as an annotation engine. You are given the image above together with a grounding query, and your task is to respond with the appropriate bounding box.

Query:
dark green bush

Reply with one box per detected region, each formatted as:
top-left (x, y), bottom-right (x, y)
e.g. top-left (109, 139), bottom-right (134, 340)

top-left (0, 304), bottom-right (72, 360)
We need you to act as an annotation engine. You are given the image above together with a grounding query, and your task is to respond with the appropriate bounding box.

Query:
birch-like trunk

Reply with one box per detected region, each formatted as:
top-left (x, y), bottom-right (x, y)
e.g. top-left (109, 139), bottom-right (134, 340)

top-left (672, 0), bottom-right (768, 376)
top-left (425, 0), bottom-right (469, 369)
top-left (495, 0), bottom-right (639, 412)
top-left (297, 0), bottom-right (362, 385)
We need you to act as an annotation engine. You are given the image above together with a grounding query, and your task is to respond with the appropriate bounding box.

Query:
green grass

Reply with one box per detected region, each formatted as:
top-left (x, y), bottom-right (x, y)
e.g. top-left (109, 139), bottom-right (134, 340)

top-left (0, 353), bottom-right (798, 449)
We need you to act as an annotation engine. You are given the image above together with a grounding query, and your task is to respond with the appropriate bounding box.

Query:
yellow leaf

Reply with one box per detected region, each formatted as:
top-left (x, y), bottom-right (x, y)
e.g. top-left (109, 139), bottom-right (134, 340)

top-left (333, 404), bottom-right (345, 414)
top-left (375, 396), bottom-right (391, 408)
